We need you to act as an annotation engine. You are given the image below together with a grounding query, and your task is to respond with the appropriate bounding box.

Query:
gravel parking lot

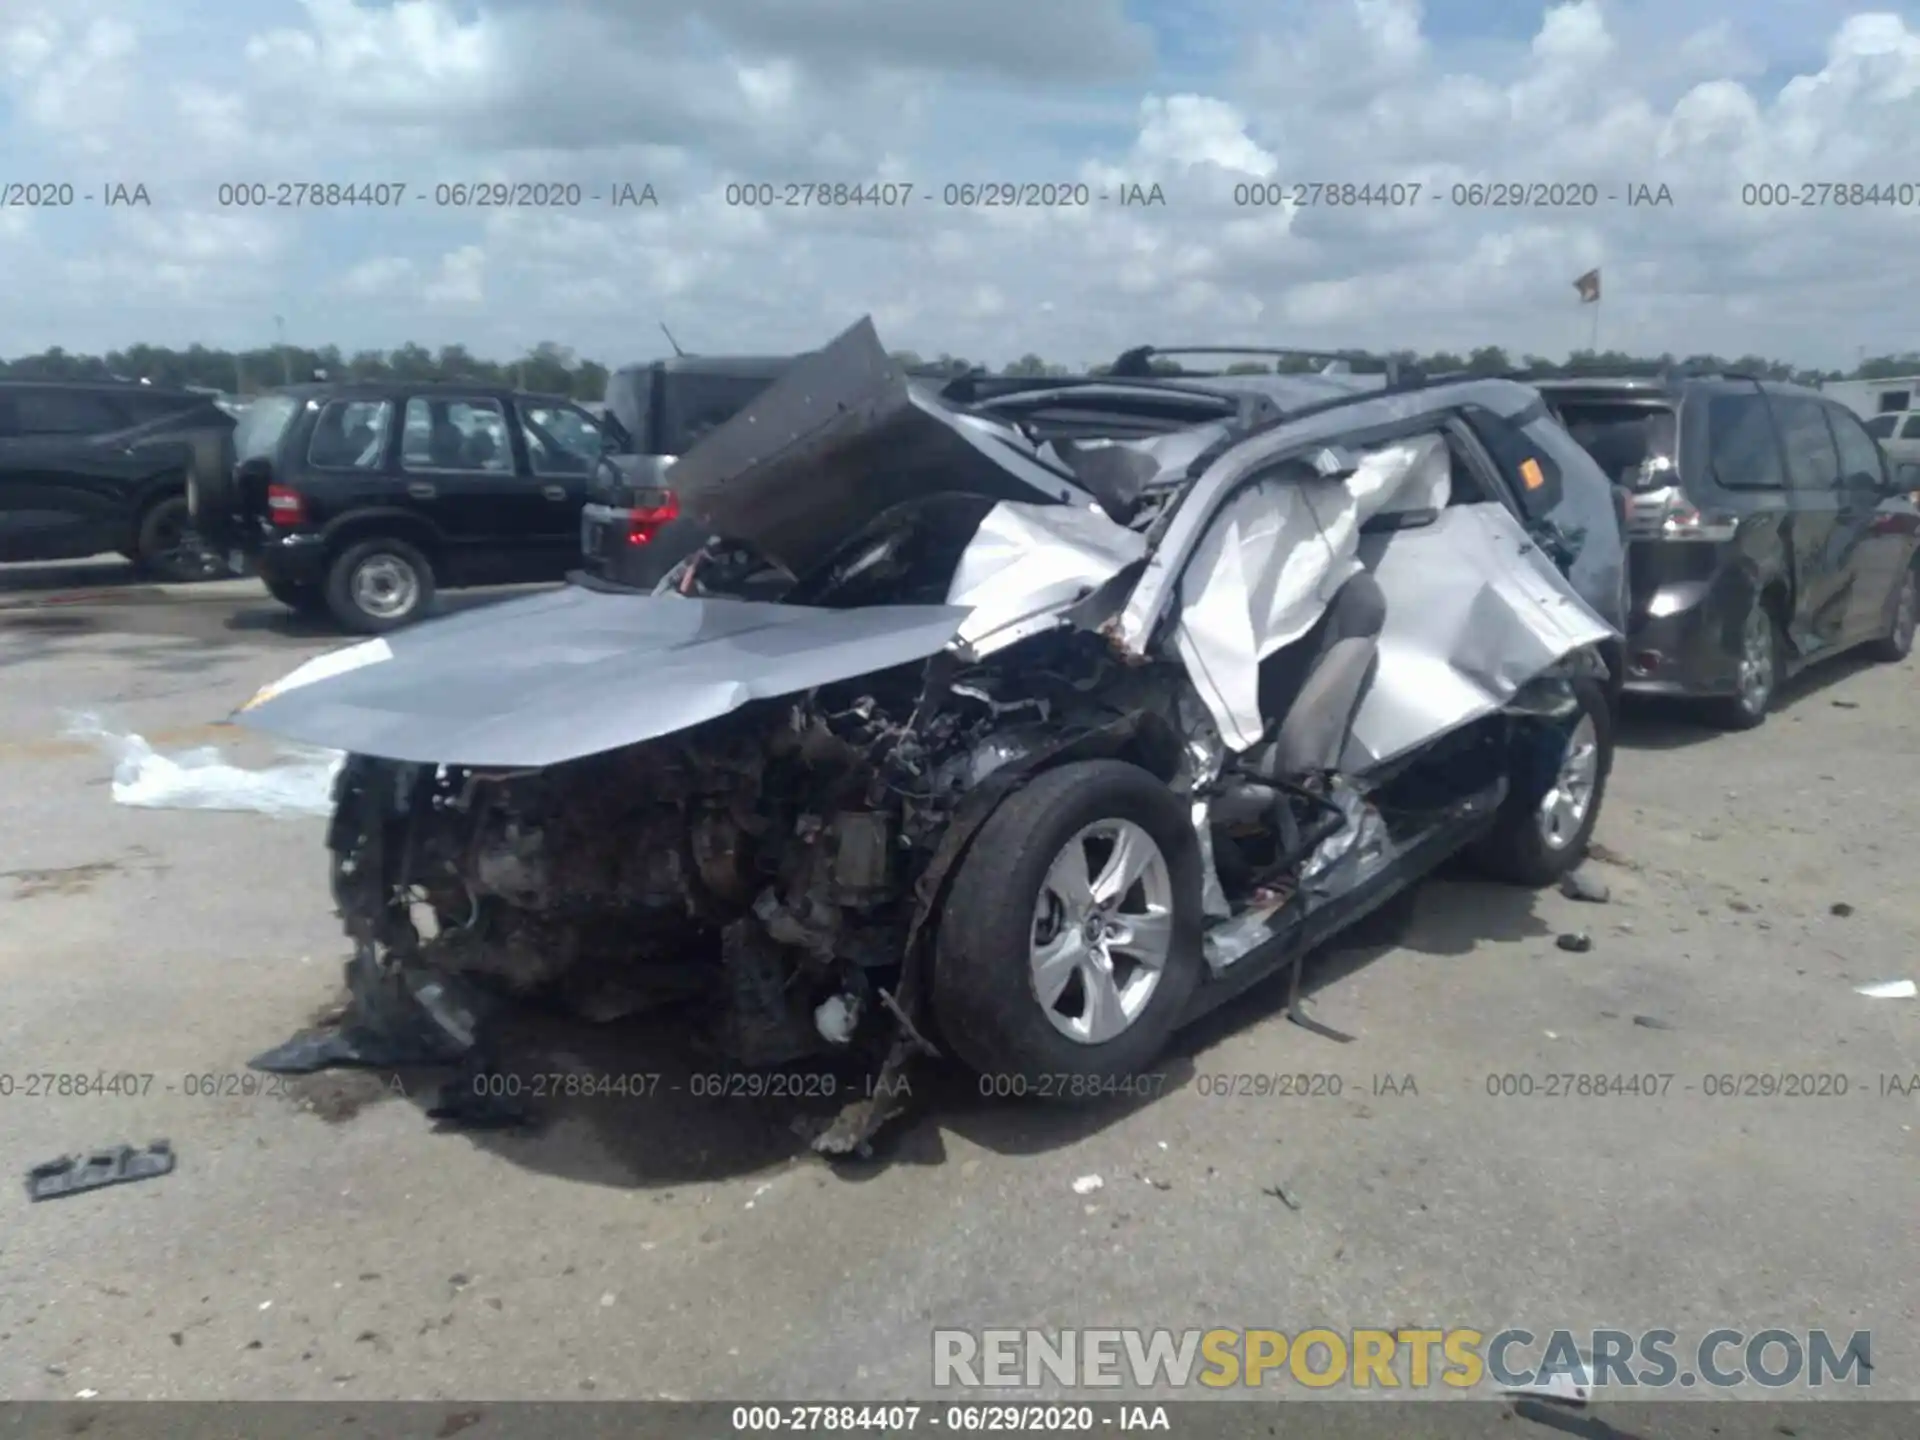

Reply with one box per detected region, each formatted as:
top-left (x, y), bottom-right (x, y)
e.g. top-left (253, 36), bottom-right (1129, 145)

top-left (0, 569), bottom-right (1915, 1403)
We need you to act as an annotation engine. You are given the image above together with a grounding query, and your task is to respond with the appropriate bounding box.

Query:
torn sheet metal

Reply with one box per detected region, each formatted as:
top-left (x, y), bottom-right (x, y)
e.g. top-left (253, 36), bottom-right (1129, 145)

top-left (660, 317), bottom-right (1100, 579)
top-left (1170, 434), bottom-right (1452, 751)
top-left (232, 585), bottom-right (970, 768)
top-left (946, 500), bottom-right (1145, 653)
top-left (1341, 504), bottom-right (1615, 773)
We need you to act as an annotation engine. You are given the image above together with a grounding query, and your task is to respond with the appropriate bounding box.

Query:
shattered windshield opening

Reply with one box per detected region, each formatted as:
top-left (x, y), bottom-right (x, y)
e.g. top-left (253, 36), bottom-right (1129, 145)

top-left (1550, 399), bottom-right (1678, 490)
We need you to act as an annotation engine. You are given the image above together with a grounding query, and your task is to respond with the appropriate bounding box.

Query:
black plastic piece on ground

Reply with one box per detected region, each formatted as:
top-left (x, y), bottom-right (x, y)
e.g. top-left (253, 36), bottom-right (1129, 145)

top-left (249, 951), bottom-right (476, 1075)
top-left (26, 1141), bottom-right (175, 1201)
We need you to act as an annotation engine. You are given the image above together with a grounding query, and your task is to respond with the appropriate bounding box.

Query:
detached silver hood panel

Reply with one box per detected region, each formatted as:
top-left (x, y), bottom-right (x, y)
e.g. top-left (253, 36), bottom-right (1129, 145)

top-left (232, 586), bottom-right (969, 768)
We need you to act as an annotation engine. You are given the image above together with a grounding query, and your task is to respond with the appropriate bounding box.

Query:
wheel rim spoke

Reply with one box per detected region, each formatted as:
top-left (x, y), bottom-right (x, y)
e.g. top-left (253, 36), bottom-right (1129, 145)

top-left (1080, 954), bottom-right (1129, 1044)
top-left (1044, 838), bottom-right (1095, 913)
top-left (1110, 908), bottom-right (1173, 967)
top-left (1030, 929), bottom-right (1085, 1008)
top-left (1091, 823), bottom-right (1154, 907)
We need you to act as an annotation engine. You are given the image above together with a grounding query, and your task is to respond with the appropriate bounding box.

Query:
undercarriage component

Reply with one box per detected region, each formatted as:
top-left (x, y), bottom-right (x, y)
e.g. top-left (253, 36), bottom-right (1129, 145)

top-left (713, 919), bottom-right (824, 1067)
top-left (249, 946), bottom-right (484, 1074)
top-left (811, 1037), bottom-right (921, 1158)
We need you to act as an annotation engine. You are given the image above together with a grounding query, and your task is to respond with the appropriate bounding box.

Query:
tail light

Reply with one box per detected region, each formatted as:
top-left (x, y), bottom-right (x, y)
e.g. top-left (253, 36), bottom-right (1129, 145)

top-left (265, 483), bottom-right (307, 526)
top-left (1655, 493), bottom-right (1738, 541)
top-left (1623, 485), bottom-right (1736, 542)
top-left (626, 487), bottom-right (679, 545)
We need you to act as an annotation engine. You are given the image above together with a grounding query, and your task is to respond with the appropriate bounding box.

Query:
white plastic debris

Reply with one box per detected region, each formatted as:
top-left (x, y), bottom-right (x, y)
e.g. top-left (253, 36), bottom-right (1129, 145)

top-left (1071, 1174), bottom-right (1104, 1195)
top-left (1856, 979), bottom-right (1917, 999)
top-left (1503, 1358), bottom-right (1593, 1405)
top-left (66, 714), bottom-right (342, 818)
top-left (75, 1390), bottom-right (98, 1400)
top-left (813, 994), bottom-right (861, 1045)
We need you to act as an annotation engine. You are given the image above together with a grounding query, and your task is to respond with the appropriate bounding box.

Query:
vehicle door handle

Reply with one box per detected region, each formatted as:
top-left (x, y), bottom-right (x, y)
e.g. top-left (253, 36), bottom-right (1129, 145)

top-left (542, 484), bottom-right (567, 501)
top-left (407, 481), bottom-right (436, 499)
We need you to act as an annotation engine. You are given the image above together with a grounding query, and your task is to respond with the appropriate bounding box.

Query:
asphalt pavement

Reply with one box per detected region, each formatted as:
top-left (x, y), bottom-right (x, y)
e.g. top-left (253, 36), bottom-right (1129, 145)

top-left (0, 563), bottom-right (1915, 1404)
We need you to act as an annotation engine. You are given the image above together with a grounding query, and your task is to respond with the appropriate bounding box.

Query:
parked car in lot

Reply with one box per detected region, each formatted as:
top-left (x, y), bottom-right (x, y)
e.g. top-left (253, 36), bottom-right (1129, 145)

top-left (0, 379), bottom-right (236, 581)
top-left (1864, 409), bottom-right (1920, 473)
top-left (193, 381), bottom-right (613, 632)
top-left (580, 352), bottom-right (1012, 591)
top-left (236, 318), bottom-right (1625, 1154)
top-left (1537, 373), bottom-right (1920, 728)
top-left (579, 354), bottom-right (800, 589)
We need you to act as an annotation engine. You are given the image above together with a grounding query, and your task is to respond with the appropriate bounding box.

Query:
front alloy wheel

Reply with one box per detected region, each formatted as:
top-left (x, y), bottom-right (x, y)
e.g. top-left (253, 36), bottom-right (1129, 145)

top-left (1536, 711), bottom-right (1600, 852)
top-left (932, 759), bottom-right (1204, 1095)
top-left (1029, 819), bottom-right (1175, 1045)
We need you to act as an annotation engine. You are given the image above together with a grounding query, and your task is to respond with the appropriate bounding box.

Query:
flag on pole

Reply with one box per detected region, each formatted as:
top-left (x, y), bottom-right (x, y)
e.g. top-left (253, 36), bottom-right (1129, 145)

top-left (1573, 268), bottom-right (1601, 303)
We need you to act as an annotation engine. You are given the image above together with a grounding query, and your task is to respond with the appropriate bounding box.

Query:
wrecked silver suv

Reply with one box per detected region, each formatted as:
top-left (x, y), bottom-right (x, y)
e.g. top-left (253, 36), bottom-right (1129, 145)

top-left (236, 319), bottom-right (1623, 1154)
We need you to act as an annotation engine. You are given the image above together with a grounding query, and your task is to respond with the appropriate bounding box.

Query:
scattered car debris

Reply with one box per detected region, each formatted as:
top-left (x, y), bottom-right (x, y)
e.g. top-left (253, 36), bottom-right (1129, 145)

top-left (26, 1140), bottom-right (175, 1202)
top-left (1139, 1174), bottom-right (1173, 1191)
top-left (66, 713), bottom-right (341, 817)
top-left (1830, 902), bottom-right (1855, 917)
top-left (1262, 1182), bottom-right (1302, 1211)
top-left (1631, 1014), bottom-right (1674, 1031)
top-left (1556, 932), bottom-right (1594, 953)
top-left (250, 952), bottom-right (483, 1074)
top-left (1071, 1175), bottom-right (1105, 1196)
top-left (1831, 699), bottom-right (1859, 709)
top-left (1502, 1355), bottom-right (1593, 1405)
top-left (1855, 979), bottom-right (1917, 1000)
top-left (1558, 867), bottom-right (1609, 903)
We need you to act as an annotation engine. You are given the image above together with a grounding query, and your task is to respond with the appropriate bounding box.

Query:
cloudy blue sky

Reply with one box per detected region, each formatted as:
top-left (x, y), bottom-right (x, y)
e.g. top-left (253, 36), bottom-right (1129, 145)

top-left (1, 0), bottom-right (1915, 370)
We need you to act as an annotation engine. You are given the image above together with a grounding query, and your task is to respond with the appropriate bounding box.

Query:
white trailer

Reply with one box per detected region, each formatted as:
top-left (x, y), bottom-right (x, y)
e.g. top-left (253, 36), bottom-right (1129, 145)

top-left (1822, 376), bottom-right (1920, 419)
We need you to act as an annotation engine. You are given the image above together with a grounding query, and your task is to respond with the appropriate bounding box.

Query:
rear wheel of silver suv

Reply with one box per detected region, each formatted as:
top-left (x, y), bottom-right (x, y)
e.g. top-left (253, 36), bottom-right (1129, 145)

top-left (325, 537), bottom-right (436, 634)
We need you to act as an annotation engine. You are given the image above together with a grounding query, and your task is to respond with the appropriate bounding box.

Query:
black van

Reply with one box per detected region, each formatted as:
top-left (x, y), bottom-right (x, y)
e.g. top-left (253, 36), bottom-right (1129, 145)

top-left (1538, 373), bottom-right (1920, 728)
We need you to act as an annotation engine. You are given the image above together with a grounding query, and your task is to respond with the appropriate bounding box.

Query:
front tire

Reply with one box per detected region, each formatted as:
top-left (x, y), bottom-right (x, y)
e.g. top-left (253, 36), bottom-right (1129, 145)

top-left (932, 759), bottom-right (1203, 1096)
top-left (1470, 676), bottom-right (1613, 887)
top-left (324, 537), bottom-right (436, 634)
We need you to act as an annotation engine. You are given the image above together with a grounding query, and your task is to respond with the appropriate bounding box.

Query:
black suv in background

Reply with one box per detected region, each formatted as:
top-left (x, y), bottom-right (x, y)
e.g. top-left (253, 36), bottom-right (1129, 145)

top-left (1539, 374), bottom-right (1920, 728)
top-left (0, 380), bottom-right (236, 581)
top-left (582, 354), bottom-right (825, 588)
top-left (194, 381), bottom-right (611, 632)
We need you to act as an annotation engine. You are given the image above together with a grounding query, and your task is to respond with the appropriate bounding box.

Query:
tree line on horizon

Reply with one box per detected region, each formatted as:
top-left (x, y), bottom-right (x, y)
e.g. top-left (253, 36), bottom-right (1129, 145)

top-left (2, 339), bottom-right (1918, 398)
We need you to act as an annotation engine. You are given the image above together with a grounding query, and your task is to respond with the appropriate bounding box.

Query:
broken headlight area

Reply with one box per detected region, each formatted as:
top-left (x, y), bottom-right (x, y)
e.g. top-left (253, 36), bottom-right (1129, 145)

top-left (292, 631), bottom-right (1161, 1138)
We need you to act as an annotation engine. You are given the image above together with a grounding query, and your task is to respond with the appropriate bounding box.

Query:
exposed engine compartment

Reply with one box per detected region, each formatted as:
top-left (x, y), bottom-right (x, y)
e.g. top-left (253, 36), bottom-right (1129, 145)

top-left (327, 628), bottom-right (1170, 1069)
